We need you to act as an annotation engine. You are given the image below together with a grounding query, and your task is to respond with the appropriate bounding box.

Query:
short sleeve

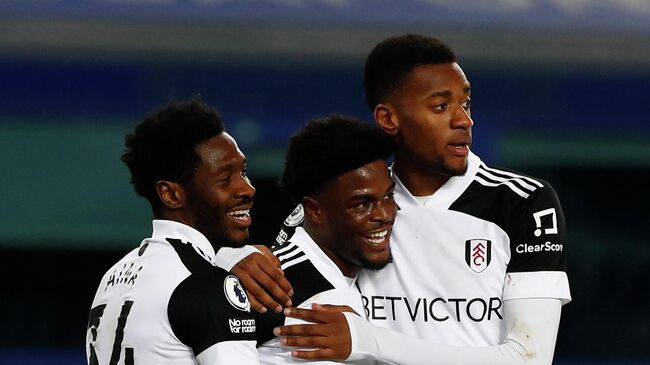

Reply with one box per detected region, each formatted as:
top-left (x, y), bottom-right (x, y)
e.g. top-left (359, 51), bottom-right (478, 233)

top-left (507, 184), bottom-right (567, 273)
top-left (504, 184), bottom-right (571, 303)
top-left (168, 270), bottom-right (258, 356)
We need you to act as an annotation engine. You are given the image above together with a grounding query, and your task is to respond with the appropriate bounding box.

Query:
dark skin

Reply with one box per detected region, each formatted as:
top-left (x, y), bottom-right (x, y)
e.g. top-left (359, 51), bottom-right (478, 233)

top-left (234, 62), bottom-right (473, 315)
top-left (303, 159), bottom-right (396, 278)
top-left (157, 132), bottom-right (292, 311)
top-left (156, 132), bottom-right (256, 247)
top-left (272, 62), bottom-right (474, 360)
top-left (231, 160), bottom-right (397, 314)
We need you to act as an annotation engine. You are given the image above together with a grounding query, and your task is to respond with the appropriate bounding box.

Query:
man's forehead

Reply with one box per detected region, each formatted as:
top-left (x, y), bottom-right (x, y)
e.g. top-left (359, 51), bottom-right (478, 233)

top-left (197, 133), bottom-right (245, 165)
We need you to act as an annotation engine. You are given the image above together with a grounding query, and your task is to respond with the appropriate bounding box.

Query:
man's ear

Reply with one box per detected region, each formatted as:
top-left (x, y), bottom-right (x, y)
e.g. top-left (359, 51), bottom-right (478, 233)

top-left (374, 103), bottom-right (398, 135)
top-left (156, 180), bottom-right (186, 210)
top-left (302, 196), bottom-right (324, 225)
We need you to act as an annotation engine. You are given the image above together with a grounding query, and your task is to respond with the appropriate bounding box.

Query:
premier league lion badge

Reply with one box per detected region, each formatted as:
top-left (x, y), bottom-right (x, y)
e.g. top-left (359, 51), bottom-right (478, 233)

top-left (223, 275), bottom-right (251, 312)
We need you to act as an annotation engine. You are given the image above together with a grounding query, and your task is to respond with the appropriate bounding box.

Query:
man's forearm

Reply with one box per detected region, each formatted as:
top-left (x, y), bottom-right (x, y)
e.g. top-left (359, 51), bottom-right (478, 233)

top-left (346, 298), bottom-right (563, 365)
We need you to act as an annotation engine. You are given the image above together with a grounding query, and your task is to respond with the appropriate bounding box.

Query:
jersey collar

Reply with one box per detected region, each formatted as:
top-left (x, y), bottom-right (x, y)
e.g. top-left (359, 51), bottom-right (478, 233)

top-left (392, 151), bottom-right (482, 210)
top-left (291, 226), bottom-right (357, 289)
top-left (150, 219), bottom-right (217, 264)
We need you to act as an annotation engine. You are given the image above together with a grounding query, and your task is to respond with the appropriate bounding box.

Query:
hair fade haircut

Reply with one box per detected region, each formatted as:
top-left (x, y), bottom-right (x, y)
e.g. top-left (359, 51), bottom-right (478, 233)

top-left (280, 115), bottom-right (394, 203)
top-left (364, 34), bottom-right (457, 110)
top-left (122, 97), bottom-right (225, 213)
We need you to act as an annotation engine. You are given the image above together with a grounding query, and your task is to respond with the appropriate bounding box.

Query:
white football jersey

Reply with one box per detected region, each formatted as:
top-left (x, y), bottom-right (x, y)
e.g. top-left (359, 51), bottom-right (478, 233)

top-left (256, 227), bottom-right (373, 365)
top-left (86, 220), bottom-right (259, 365)
top-left (357, 152), bottom-right (571, 346)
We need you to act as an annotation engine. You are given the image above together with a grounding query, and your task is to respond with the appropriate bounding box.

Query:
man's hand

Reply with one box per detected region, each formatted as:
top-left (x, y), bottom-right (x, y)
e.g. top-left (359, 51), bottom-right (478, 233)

top-left (230, 245), bottom-right (293, 313)
top-left (273, 304), bottom-right (354, 361)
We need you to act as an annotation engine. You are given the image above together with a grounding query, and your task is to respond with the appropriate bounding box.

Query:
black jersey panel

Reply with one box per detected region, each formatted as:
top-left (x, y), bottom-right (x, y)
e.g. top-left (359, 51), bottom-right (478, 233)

top-left (166, 238), bottom-right (256, 355)
top-left (254, 255), bottom-right (335, 346)
top-left (450, 177), bottom-right (567, 273)
top-left (253, 310), bottom-right (284, 346)
top-left (506, 185), bottom-right (567, 273)
top-left (449, 180), bottom-right (526, 234)
top-left (283, 259), bottom-right (336, 308)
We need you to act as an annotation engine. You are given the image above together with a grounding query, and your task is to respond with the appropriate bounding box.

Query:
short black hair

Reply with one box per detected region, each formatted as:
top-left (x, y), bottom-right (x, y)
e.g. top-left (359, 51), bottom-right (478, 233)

top-left (364, 34), bottom-right (456, 109)
top-left (122, 97), bottom-right (225, 213)
top-left (281, 115), bottom-right (393, 203)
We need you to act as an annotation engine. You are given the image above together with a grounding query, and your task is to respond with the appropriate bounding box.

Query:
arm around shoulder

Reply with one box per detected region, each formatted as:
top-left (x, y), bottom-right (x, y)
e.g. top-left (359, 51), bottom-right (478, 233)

top-left (346, 298), bottom-right (563, 365)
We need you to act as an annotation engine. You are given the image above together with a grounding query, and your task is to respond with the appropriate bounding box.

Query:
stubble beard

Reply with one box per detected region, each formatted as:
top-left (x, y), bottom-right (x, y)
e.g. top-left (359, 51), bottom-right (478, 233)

top-left (430, 155), bottom-right (468, 178)
top-left (359, 250), bottom-right (393, 271)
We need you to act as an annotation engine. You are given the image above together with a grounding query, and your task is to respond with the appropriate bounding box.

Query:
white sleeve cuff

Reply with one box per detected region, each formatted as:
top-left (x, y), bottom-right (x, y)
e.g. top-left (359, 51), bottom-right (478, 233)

top-left (214, 246), bottom-right (261, 271)
top-left (343, 312), bottom-right (381, 362)
top-left (503, 271), bottom-right (571, 305)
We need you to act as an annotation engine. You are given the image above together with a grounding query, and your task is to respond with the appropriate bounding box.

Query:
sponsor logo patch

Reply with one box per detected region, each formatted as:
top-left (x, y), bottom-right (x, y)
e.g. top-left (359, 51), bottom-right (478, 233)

top-left (284, 204), bottom-right (305, 227)
top-left (223, 275), bottom-right (251, 312)
top-left (532, 208), bottom-right (558, 237)
top-left (228, 317), bottom-right (256, 334)
top-left (465, 239), bottom-right (491, 273)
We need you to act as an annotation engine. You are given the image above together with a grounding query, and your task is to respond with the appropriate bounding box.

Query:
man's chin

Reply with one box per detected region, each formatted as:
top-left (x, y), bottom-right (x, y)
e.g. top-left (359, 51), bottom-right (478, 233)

top-left (441, 160), bottom-right (468, 177)
top-left (210, 230), bottom-right (249, 248)
top-left (360, 253), bottom-right (393, 271)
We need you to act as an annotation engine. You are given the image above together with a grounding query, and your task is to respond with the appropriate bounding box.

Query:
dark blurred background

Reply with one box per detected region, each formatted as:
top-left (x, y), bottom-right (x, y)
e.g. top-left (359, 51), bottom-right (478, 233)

top-left (1, 1), bottom-right (649, 364)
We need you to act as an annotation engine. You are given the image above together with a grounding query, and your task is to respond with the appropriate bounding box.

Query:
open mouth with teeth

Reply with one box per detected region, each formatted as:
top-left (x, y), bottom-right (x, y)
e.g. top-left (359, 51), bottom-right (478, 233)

top-left (361, 229), bottom-right (390, 248)
top-left (448, 142), bottom-right (470, 156)
top-left (226, 208), bottom-right (252, 227)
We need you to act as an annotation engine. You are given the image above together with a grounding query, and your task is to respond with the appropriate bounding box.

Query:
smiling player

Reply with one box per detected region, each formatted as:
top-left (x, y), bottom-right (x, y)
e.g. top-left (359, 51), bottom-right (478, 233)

top-left (254, 115), bottom-right (395, 364)
top-left (86, 98), bottom-right (260, 364)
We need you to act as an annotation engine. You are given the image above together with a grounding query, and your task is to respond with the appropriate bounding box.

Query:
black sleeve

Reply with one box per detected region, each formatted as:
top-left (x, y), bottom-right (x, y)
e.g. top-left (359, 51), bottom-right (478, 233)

top-left (168, 270), bottom-right (257, 355)
top-left (507, 184), bottom-right (567, 273)
top-left (254, 258), bottom-right (335, 346)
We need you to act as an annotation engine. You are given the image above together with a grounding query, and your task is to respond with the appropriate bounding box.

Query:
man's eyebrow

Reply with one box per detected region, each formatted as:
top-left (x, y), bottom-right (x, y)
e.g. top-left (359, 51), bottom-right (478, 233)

top-left (426, 90), bottom-right (452, 99)
top-left (426, 86), bottom-right (471, 99)
top-left (212, 161), bottom-right (234, 174)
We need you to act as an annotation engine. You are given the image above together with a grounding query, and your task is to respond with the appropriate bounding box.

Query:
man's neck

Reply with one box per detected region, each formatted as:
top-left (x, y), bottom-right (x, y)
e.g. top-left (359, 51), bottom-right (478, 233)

top-left (303, 222), bottom-right (359, 278)
top-left (393, 160), bottom-right (450, 197)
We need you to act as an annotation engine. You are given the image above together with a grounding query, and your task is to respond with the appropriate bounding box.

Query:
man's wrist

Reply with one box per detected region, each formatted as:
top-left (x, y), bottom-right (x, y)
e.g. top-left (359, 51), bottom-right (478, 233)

top-left (215, 246), bottom-right (261, 271)
top-left (343, 312), bottom-right (379, 362)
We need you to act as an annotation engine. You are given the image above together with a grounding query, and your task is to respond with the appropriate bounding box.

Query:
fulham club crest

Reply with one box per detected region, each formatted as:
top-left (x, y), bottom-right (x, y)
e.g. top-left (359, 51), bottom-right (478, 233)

top-left (465, 239), bottom-right (491, 273)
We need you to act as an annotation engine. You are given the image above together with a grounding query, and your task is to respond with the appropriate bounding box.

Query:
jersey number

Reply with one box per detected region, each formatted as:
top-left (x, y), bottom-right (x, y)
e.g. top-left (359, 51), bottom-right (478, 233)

top-left (88, 301), bottom-right (135, 365)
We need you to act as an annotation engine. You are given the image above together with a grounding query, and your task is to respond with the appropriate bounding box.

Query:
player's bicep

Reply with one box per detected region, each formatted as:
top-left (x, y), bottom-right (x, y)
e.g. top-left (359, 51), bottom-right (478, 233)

top-left (168, 274), bottom-right (257, 355)
top-left (508, 185), bottom-right (567, 273)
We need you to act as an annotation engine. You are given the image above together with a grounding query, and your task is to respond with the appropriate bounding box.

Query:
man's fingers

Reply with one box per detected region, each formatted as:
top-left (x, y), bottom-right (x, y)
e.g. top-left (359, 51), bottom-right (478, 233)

top-left (236, 252), bottom-right (293, 307)
top-left (291, 348), bottom-right (347, 361)
top-left (233, 271), bottom-right (282, 313)
top-left (283, 307), bottom-right (339, 324)
top-left (256, 260), bottom-right (293, 304)
top-left (311, 303), bottom-right (356, 314)
top-left (273, 323), bottom-right (326, 337)
top-left (281, 334), bottom-right (329, 347)
top-left (250, 264), bottom-right (292, 308)
top-left (247, 294), bottom-right (266, 314)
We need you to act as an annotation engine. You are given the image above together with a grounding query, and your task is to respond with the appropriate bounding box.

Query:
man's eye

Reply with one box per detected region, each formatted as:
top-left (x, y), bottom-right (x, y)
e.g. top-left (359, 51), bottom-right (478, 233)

top-left (462, 100), bottom-right (472, 111)
top-left (433, 104), bottom-right (448, 112)
top-left (354, 202), bottom-right (369, 210)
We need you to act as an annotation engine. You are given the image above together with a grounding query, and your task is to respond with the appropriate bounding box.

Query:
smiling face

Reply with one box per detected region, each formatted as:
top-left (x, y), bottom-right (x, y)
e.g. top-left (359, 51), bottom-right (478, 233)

top-left (183, 132), bottom-right (255, 247)
top-left (378, 62), bottom-right (473, 193)
top-left (312, 159), bottom-right (397, 276)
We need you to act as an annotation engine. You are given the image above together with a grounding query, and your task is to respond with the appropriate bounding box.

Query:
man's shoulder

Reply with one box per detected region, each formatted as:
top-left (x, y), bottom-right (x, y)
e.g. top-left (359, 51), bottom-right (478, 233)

top-left (450, 163), bottom-right (560, 232)
top-left (272, 240), bottom-right (336, 305)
